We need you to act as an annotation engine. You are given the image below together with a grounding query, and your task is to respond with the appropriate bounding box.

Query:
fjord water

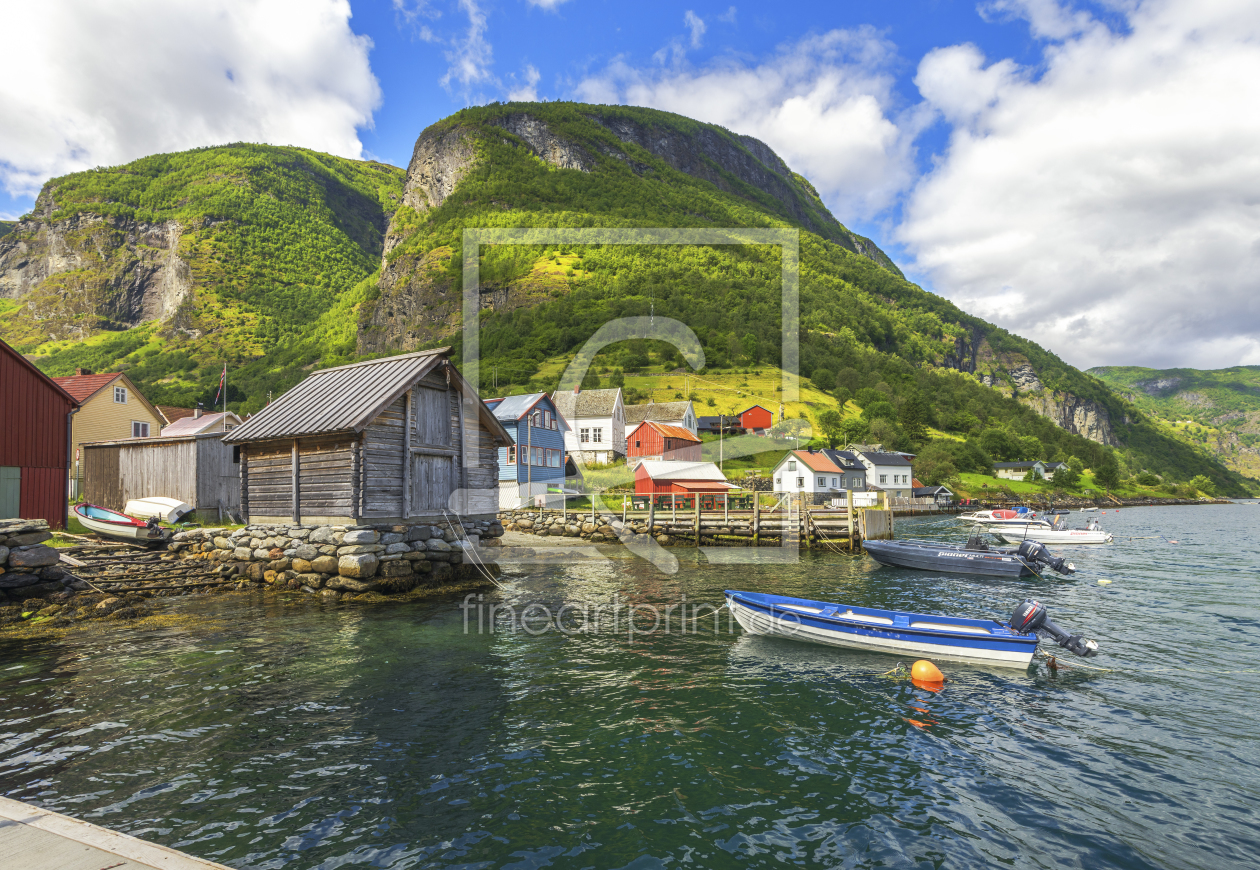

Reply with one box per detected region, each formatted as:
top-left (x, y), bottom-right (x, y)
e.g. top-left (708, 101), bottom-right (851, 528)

top-left (1, 505), bottom-right (1256, 869)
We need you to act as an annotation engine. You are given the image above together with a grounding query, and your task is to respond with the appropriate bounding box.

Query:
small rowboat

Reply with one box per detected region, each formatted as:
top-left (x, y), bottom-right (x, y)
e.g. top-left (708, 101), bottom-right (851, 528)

top-left (73, 503), bottom-right (169, 544)
top-left (725, 590), bottom-right (1098, 667)
top-left (123, 497), bottom-right (193, 524)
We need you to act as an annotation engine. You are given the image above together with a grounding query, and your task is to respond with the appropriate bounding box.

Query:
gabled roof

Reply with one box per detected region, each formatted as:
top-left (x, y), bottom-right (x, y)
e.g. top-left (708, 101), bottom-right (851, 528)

top-left (225, 348), bottom-right (511, 445)
top-left (914, 485), bottom-right (953, 496)
top-left (858, 451), bottom-right (913, 467)
top-left (637, 459), bottom-right (728, 481)
top-left (551, 387), bottom-right (621, 421)
top-left (778, 448), bottom-right (864, 474)
top-left (158, 405), bottom-right (198, 425)
top-left (631, 420), bottom-right (701, 443)
top-left (993, 461), bottom-right (1042, 469)
top-left (625, 401), bottom-right (692, 425)
top-left (739, 404), bottom-right (772, 415)
top-left (0, 339), bottom-right (79, 407)
top-left (161, 411), bottom-right (241, 437)
top-left (53, 371), bottom-right (162, 422)
top-left (52, 372), bottom-right (123, 403)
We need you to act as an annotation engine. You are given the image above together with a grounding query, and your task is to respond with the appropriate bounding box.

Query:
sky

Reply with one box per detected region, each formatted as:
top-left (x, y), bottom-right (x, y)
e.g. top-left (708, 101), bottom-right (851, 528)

top-left (1, 0), bottom-right (1258, 372)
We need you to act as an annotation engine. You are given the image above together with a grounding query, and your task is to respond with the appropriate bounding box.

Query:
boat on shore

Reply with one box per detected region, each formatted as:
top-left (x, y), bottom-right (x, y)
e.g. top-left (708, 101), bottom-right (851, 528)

top-left (863, 537), bottom-right (1075, 577)
top-left (73, 503), bottom-right (170, 544)
top-left (725, 590), bottom-right (1098, 667)
top-left (123, 496), bottom-right (193, 524)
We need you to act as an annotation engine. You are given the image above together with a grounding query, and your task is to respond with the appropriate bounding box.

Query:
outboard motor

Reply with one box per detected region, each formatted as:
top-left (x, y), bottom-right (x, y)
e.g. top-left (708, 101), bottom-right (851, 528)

top-left (1009, 599), bottom-right (1099, 657)
top-left (1016, 540), bottom-right (1075, 575)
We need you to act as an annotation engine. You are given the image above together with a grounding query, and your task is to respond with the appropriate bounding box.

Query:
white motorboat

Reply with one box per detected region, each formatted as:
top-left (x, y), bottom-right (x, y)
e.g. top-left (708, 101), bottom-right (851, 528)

top-left (990, 516), bottom-right (1112, 545)
top-left (957, 508), bottom-right (1045, 527)
top-left (74, 503), bottom-right (170, 544)
top-left (123, 497), bottom-right (193, 524)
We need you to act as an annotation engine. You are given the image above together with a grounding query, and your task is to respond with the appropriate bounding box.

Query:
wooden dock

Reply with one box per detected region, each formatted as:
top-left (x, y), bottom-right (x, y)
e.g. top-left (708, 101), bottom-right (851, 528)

top-left (0, 796), bottom-right (231, 870)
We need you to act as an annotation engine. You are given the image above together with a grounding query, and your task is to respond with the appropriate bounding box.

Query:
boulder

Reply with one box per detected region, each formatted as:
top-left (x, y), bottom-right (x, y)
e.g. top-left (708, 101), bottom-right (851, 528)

top-left (269, 558), bottom-right (291, 573)
top-left (326, 575), bottom-right (376, 593)
top-left (0, 545), bottom-right (8, 563)
top-left (8, 546), bottom-right (59, 569)
top-left (267, 548), bottom-right (285, 560)
top-left (247, 562), bottom-right (267, 582)
top-left (252, 548), bottom-right (270, 560)
top-left (263, 570), bottom-right (277, 584)
top-left (343, 529), bottom-right (379, 545)
top-left (95, 597), bottom-right (122, 613)
top-left (412, 560), bottom-right (433, 573)
top-left (293, 544), bottom-right (319, 561)
top-left (295, 573), bottom-right (324, 588)
top-left (233, 547), bottom-right (253, 561)
top-left (380, 532), bottom-right (404, 545)
top-left (212, 536), bottom-right (233, 550)
top-left (320, 588), bottom-right (341, 600)
top-left (310, 527), bottom-right (337, 544)
top-left (379, 560), bottom-right (413, 578)
top-left (406, 525), bottom-right (432, 542)
top-left (292, 558), bottom-right (313, 574)
top-left (426, 538), bottom-right (452, 553)
top-left (310, 555), bottom-right (339, 574)
top-left (597, 525), bottom-right (616, 537)
top-left (290, 528), bottom-right (312, 539)
top-left (7, 531), bottom-right (52, 547)
top-left (338, 553), bottom-right (379, 579)
top-left (385, 542), bottom-right (410, 554)
top-left (337, 544), bottom-right (385, 556)
top-left (0, 573), bottom-right (40, 589)
top-left (516, 518), bottom-right (534, 529)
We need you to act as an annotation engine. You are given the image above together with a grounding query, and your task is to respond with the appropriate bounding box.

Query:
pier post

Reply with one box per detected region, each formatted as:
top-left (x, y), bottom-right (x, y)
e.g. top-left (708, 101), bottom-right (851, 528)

top-left (694, 498), bottom-right (701, 546)
top-left (753, 495), bottom-right (760, 544)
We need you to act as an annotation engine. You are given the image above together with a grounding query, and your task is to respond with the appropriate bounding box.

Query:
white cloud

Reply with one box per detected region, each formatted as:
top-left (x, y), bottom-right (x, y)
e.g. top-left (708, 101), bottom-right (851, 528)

top-left (575, 28), bottom-right (917, 219)
top-left (978, 0), bottom-right (1095, 39)
top-left (508, 64), bottom-right (542, 101)
top-left (0, 0), bottom-right (380, 198)
top-left (717, 6), bottom-right (737, 24)
top-left (441, 0), bottom-right (495, 96)
top-left (684, 11), bottom-right (706, 49)
top-left (900, 0), bottom-right (1260, 369)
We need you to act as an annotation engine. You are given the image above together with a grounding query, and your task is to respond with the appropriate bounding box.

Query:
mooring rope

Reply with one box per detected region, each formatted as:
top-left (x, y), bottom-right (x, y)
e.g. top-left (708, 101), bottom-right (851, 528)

top-left (442, 509), bottom-right (508, 589)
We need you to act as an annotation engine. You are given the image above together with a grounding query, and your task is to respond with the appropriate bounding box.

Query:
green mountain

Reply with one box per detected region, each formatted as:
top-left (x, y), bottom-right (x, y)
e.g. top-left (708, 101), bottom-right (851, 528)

top-left (0, 103), bottom-right (1251, 494)
top-left (1089, 365), bottom-right (1260, 478)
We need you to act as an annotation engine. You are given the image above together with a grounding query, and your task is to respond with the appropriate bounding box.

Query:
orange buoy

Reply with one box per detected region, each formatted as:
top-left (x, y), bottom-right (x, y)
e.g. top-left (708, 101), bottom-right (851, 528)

top-left (911, 660), bottom-right (944, 682)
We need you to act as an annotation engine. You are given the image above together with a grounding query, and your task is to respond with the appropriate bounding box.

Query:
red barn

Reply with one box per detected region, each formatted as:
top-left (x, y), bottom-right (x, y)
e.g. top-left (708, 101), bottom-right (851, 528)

top-left (627, 421), bottom-right (702, 464)
top-left (634, 460), bottom-right (736, 495)
top-left (0, 339), bottom-right (79, 528)
top-left (738, 405), bottom-right (773, 432)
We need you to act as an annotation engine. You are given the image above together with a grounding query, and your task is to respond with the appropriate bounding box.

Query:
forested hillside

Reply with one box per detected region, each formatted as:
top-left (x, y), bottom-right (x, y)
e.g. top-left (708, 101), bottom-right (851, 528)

top-left (1090, 365), bottom-right (1260, 478)
top-left (0, 105), bottom-right (1251, 494)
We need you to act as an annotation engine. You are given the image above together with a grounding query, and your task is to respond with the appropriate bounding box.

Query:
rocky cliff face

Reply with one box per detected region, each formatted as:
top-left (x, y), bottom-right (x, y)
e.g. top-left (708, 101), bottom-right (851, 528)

top-left (1021, 390), bottom-right (1117, 445)
top-left (0, 200), bottom-right (192, 343)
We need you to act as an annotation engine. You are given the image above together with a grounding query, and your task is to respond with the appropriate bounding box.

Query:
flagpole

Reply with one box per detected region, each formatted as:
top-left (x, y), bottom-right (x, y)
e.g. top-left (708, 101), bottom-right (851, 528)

top-left (222, 362), bottom-right (227, 432)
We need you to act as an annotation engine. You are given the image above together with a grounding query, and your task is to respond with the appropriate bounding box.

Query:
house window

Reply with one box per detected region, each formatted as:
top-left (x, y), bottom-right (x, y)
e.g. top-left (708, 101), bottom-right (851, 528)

top-left (114, 386), bottom-right (127, 404)
top-left (818, 477), bottom-right (826, 487)
top-left (548, 449), bottom-right (562, 467)
top-left (775, 477), bottom-right (781, 485)
top-left (879, 474), bottom-right (887, 484)
top-left (635, 439), bottom-right (641, 448)
top-left (788, 460), bottom-right (796, 471)
top-left (796, 477), bottom-right (804, 487)
top-left (831, 477), bottom-right (837, 488)
top-left (132, 421), bottom-right (149, 438)
top-left (532, 447), bottom-right (544, 466)
top-left (580, 428), bottom-right (590, 443)
top-left (593, 428), bottom-right (602, 443)
top-left (507, 446), bottom-right (517, 464)
top-left (232, 446), bottom-right (241, 464)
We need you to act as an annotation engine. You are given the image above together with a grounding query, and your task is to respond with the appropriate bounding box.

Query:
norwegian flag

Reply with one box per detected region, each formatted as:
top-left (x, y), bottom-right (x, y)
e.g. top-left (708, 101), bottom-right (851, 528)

top-left (212, 363), bottom-right (226, 406)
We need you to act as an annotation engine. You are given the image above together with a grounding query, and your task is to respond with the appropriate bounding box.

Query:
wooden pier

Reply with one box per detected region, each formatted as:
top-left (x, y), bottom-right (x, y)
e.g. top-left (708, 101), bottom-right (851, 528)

top-left (0, 796), bottom-right (231, 870)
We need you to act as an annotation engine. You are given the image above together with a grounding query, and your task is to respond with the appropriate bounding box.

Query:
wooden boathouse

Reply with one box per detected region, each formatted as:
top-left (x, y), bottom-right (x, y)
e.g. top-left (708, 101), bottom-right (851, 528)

top-left (80, 432), bottom-right (241, 522)
top-left (0, 338), bottom-right (79, 527)
top-left (224, 348), bottom-right (511, 524)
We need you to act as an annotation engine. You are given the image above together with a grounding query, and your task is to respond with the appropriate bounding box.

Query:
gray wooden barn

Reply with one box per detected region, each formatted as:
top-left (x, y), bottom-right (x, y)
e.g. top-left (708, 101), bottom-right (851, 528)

top-left (81, 432), bottom-right (241, 522)
top-left (223, 348), bottom-right (510, 524)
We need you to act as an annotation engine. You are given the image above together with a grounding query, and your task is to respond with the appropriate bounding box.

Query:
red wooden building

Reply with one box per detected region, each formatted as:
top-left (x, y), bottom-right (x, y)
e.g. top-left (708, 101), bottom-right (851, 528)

top-left (0, 339), bottom-right (79, 528)
top-left (626, 421), bottom-right (702, 464)
top-left (634, 460), bottom-right (736, 495)
top-left (738, 404), bottom-right (774, 432)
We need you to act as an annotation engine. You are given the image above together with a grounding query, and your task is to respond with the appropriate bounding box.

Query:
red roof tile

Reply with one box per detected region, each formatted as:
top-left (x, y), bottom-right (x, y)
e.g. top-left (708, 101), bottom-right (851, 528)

top-left (158, 405), bottom-right (198, 424)
top-left (52, 372), bottom-right (122, 403)
top-left (637, 421), bottom-right (701, 442)
top-left (793, 450), bottom-right (843, 473)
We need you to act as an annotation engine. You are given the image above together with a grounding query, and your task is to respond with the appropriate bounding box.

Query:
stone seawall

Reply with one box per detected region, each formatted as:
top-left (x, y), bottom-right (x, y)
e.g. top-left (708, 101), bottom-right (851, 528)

top-left (172, 516), bottom-right (506, 599)
top-left (0, 519), bottom-right (87, 602)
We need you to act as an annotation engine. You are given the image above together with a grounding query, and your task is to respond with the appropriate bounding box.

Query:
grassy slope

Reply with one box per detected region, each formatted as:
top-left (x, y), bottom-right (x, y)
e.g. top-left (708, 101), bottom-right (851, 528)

top-left (2, 143), bottom-right (405, 412)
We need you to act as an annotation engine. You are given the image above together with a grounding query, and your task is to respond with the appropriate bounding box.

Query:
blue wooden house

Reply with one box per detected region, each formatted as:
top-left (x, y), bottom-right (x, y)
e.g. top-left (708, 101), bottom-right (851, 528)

top-left (485, 392), bottom-right (568, 508)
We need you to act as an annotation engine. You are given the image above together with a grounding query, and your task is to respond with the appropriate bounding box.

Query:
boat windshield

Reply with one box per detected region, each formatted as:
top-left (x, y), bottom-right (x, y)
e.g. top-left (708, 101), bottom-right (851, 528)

top-left (964, 524), bottom-right (990, 551)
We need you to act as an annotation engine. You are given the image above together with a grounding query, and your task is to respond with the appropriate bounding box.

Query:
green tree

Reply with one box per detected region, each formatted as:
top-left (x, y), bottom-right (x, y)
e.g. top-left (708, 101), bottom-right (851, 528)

top-left (811, 367), bottom-right (835, 394)
top-left (581, 369), bottom-right (601, 389)
top-left (609, 368), bottom-right (625, 388)
top-left (1189, 474), bottom-right (1217, 496)
top-left (913, 441), bottom-right (960, 486)
top-left (862, 401), bottom-right (898, 423)
top-left (898, 393), bottom-right (931, 442)
top-left (1068, 456), bottom-right (1085, 473)
top-left (1052, 465), bottom-right (1080, 488)
top-left (726, 333), bottom-right (743, 362)
top-left (840, 417), bottom-right (870, 445)
top-left (1094, 453), bottom-right (1121, 492)
top-left (817, 409), bottom-right (844, 448)
top-left (742, 333), bottom-right (759, 363)
top-left (833, 387), bottom-right (852, 408)
top-left (835, 367), bottom-right (862, 395)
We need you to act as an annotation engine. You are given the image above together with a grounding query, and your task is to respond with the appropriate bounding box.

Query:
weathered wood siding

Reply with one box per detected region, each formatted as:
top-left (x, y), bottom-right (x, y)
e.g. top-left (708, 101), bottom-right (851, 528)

top-left (82, 436), bottom-right (240, 516)
top-left (363, 396), bottom-right (407, 519)
top-left (193, 438), bottom-right (242, 512)
top-left (118, 440), bottom-right (198, 507)
top-left (296, 438), bottom-right (356, 520)
top-left (243, 443), bottom-right (293, 519)
top-left (82, 445), bottom-right (122, 510)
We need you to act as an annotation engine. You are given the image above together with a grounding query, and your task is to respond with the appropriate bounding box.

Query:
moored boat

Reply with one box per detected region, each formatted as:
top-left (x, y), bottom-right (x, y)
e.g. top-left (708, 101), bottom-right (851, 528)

top-left (990, 515), bottom-right (1112, 545)
top-left (123, 497), bottom-right (193, 524)
top-left (863, 537), bottom-right (1075, 577)
top-left (73, 503), bottom-right (170, 544)
top-left (725, 590), bottom-right (1098, 668)
top-left (957, 508), bottom-right (1045, 527)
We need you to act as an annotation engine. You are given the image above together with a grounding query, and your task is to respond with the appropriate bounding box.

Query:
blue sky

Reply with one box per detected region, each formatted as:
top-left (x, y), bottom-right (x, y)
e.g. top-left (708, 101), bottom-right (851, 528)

top-left (2, 0), bottom-right (1259, 370)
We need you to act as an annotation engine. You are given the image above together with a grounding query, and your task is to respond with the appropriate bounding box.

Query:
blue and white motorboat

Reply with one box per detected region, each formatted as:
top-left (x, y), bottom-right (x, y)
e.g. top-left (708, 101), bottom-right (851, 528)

top-left (725, 590), bottom-right (1099, 668)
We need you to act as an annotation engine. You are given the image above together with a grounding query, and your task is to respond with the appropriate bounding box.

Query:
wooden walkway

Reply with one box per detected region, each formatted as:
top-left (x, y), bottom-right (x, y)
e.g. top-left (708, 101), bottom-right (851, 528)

top-left (0, 796), bottom-right (231, 870)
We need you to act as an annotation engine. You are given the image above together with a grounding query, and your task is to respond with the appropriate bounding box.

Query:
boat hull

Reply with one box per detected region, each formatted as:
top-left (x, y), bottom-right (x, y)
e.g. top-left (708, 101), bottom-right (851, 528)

top-left (726, 591), bottom-right (1038, 668)
top-left (862, 540), bottom-right (1033, 577)
top-left (990, 528), bottom-right (1112, 545)
top-left (74, 505), bottom-right (168, 543)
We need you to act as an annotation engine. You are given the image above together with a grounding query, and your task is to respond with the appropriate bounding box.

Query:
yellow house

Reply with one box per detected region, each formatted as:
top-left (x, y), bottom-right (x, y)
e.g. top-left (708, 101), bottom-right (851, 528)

top-left (52, 370), bottom-right (166, 488)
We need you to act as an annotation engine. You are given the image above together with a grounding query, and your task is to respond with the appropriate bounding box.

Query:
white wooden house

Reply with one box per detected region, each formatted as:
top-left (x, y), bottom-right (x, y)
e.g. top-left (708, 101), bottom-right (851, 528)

top-left (551, 387), bottom-right (625, 464)
top-left (771, 449), bottom-right (868, 502)
top-left (854, 450), bottom-right (915, 500)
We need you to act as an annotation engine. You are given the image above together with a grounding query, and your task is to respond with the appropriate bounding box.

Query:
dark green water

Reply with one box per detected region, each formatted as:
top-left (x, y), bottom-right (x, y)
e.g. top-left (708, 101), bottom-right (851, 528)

top-left (1, 504), bottom-right (1257, 869)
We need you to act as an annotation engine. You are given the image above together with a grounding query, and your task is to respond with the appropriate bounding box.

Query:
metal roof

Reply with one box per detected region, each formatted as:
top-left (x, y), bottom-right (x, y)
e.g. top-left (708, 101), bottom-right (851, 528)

top-left (161, 412), bottom-right (241, 437)
top-left (637, 460), bottom-right (728, 481)
top-left (858, 451), bottom-right (913, 467)
top-left (487, 392), bottom-right (548, 421)
top-left (630, 420), bottom-right (701, 442)
top-left (551, 387), bottom-right (621, 420)
top-left (224, 348), bottom-right (512, 445)
top-left (624, 401), bottom-right (692, 425)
